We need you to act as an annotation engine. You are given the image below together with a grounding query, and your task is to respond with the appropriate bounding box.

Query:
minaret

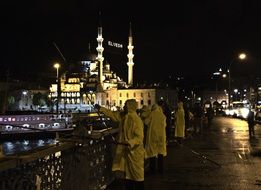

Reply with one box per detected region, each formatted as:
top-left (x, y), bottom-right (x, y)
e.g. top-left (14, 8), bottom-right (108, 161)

top-left (96, 11), bottom-right (104, 89)
top-left (127, 22), bottom-right (134, 86)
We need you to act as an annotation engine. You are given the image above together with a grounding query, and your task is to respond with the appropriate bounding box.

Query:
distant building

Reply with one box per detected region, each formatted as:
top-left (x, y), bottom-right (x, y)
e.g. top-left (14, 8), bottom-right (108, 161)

top-left (99, 88), bottom-right (177, 110)
top-left (0, 80), bottom-right (50, 113)
top-left (200, 90), bottom-right (228, 108)
top-left (11, 89), bottom-right (49, 111)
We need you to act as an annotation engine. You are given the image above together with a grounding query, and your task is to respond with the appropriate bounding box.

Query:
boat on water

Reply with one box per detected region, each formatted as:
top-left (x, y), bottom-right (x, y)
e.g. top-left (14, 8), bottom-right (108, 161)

top-left (0, 113), bottom-right (74, 141)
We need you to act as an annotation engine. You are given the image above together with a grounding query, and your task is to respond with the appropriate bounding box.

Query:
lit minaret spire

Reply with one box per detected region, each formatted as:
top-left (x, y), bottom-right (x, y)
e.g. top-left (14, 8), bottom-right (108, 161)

top-left (127, 22), bottom-right (134, 86)
top-left (96, 11), bottom-right (104, 88)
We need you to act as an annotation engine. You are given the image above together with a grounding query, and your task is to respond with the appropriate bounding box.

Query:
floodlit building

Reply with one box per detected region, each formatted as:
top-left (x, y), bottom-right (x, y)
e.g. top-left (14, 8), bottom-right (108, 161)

top-left (100, 88), bottom-right (177, 110)
top-left (49, 16), bottom-right (177, 113)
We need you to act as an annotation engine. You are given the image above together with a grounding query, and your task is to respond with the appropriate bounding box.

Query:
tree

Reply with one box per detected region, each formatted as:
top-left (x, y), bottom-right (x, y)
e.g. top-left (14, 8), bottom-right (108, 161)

top-left (32, 92), bottom-right (45, 108)
top-left (43, 93), bottom-right (54, 112)
top-left (7, 95), bottom-right (15, 110)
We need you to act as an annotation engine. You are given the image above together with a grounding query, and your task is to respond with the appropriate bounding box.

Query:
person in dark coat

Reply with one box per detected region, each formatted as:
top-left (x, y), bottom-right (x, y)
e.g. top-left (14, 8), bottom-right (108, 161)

top-left (247, 108), bottom-right (255, 137)
top-left (206, 105), bottom-right (214, 129)
top-left (193, 103), bottom-right (204, 134)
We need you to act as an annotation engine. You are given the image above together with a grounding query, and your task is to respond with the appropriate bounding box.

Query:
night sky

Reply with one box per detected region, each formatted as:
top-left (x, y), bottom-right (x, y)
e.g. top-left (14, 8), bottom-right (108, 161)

top-left (1, 0), bottom-right (261, 84)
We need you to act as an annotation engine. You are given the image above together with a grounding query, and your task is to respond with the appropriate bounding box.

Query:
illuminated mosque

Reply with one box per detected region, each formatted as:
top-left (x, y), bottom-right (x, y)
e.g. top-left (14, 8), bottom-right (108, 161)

top-left (49, 16), bottom-right (177, 112)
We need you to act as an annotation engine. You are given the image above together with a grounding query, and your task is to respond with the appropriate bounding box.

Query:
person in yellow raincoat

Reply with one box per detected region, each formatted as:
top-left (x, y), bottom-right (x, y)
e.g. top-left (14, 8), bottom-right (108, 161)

top-left (174, 101), bottom-right (185, 144)
top-left (144, 104), bottom-right (167, 174)
top-left (96, 99), bottom-right (145, 190)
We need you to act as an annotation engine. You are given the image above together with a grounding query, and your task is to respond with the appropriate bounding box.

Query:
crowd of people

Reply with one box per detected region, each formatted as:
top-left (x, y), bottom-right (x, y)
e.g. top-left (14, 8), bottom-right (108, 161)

top-left (93, 97), bottom-right (259, 190)
top-left (94, 98), bottom-right (216, 190)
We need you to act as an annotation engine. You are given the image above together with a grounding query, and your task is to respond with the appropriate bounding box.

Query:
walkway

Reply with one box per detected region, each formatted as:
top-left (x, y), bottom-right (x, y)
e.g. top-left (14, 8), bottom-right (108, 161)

top-left (106, 116), bottom-right (261, 190)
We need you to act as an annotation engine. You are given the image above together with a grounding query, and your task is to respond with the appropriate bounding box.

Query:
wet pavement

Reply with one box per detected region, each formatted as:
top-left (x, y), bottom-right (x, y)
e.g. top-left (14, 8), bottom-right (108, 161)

top-left (106, 116), bottom-right (261, 190)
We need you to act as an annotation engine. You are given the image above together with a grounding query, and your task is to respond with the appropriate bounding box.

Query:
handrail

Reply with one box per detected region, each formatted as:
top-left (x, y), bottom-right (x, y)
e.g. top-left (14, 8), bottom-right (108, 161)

top-left (0, 127), bottom-right (118, 172)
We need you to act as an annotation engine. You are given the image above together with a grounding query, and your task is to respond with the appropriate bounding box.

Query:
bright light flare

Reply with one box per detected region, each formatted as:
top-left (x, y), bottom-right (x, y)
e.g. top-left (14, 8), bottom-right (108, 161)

top-left (53, 63), bottom-right (60, 69)
top-left (240, 108), bottom-right (249, 119)
top-left (238, 53), bottom-right (246, 60)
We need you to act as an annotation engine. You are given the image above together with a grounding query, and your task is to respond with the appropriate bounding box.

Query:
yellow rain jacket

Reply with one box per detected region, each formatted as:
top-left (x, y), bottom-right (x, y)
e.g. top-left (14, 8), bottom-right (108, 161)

top-left (175, 102), bottom-right (185, 138)
top-left (144, 104), bottom-right (167, 159)
top-left (99, 99), bottom-right (144, 181)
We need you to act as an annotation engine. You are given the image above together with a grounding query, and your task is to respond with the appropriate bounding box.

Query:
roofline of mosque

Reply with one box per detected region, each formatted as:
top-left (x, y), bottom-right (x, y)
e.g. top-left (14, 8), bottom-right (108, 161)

top-left (118, 86), bottom-right (176, 90)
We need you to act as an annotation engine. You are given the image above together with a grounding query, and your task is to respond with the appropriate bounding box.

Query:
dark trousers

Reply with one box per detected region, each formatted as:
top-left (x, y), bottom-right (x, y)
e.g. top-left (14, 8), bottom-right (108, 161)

top-left (207, 118), bottom-right (213, 128)
top-left (248, 123), bottom-right (255, 137)
top-left (166, 125), bottom-right (171, 141)
top-left (125, 179), bottom-right (144, 190)
top-left (194, 117), bottom-right (202, 134)
top-left (149, 154), bottom-right (164, 173)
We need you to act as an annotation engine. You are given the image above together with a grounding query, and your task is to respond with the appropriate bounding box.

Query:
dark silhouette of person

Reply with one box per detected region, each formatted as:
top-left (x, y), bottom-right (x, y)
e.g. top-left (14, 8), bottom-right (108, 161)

top-left (184, 104), bottom-right (194, 137)
top-left (206, 105), bottom-right (214, 129)
top-left (193, 103), bottom-right (204, 134)
top-left (247, 108), bottom-right (255, 137)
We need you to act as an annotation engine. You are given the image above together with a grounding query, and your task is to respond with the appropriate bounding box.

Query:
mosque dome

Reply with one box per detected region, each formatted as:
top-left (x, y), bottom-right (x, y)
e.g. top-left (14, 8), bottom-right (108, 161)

top-left (79, 52), bottom-right (97, 62)
top-left (84, 52), bottom-right (97, 61)
top-left (80, 43), bottom-right (97, 61)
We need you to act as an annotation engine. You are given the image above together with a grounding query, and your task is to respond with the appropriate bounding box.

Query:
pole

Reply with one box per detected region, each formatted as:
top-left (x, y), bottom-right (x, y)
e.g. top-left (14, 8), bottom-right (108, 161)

top-left (56, 67), bottom-right (59, 114)
top-left (228, 69), bottom-right (231, 108)
top-left (53, 63), bottom-right (61, 115)
top-left (215, 79), bottom-right (218, 102)
top-left (228, 58), bottom-right (234, 108)
top-left (227, 53), bottom-right (246, 108)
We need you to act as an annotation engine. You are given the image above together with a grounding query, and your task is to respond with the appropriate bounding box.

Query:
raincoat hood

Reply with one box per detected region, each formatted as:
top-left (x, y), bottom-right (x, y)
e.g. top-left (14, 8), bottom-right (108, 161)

top-left (125, 99), bottom-right (138, 112)
top-left (151, 104), bottom-right (161, 111)
top-left (145, 103), bottom-right (167, 158)
top-left (178, 102), bottom-right (183, 109)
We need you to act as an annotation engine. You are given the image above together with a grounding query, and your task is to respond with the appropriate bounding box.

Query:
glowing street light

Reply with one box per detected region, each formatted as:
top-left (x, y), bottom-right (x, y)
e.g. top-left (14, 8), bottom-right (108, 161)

top-left (53, 63), bottom-right (60, 114)
top-left (228, 53), bottom-right (247, 107)
top-left (54, 63), bottom-right (60, 80)
top-left (238, 53), bottom-right (246, 60)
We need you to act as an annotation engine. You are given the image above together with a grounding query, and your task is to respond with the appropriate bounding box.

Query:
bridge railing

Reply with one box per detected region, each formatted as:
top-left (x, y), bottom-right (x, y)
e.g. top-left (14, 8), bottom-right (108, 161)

top-left (0, 127), bottom-right (118, 190)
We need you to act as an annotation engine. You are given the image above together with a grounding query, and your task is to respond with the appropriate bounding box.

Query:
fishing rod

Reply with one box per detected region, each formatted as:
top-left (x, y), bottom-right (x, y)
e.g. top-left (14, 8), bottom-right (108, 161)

top-left (173, 140), bottom-right (221, 168)
top-left (85, 94), bottom-right (129, 146)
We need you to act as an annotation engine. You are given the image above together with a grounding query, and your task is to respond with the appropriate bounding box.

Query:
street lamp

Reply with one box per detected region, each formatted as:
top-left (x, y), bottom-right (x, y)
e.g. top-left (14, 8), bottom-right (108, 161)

top-left (228, 53), bottom-right (246, 108)
top-left (54, 63), bottom-right (60, 114)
